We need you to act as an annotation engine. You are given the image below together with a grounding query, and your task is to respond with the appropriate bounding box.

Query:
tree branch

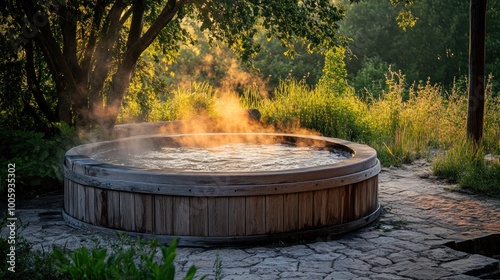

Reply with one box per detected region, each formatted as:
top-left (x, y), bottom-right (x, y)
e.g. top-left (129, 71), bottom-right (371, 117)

top-left (89, 0), bottom-right (127, 96)
top-left (127, 0), bottom-right (146, 49)
top-left (17, 0), bottom-right (78, 92)
top-left (24, 41), bottom-right (58, 122)
top-left (81, 0), bottom-right (107, 81)
top-left (59, 5), bottom-right (80, 79)
top-left (126, 0), bottom-right (189, 60)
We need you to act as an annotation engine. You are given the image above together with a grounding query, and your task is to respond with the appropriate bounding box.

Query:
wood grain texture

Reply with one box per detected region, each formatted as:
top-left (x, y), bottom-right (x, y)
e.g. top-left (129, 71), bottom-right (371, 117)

top-left (246, 196), bottom-right (266, 235)
top-left (108, 190), bottom-right (120, 229)
top-left (265, 195), bottom-right (284, 233)
top-left (208, 197), bottom-right (229, 237)
top-left (85, 187), bottom-right (95, 224)
top-left (172, 197), bottom-right (190, 235)
top-left (190, 197), bottom-right (208, 236)
top-left (135, 194), bottom-right (154, 233)
top-left (228, 197), bottom-right (246, 236)
top-left (94, 188), bottom-right (105, 227)
top-left (155, 196), bottom-right (173, 234)
top-left (313, 189), bottom-right (329, 226)
top-left (77, 183), bottom-right (86, 222)
top-left (326, 187), bottom-right (340, 225)
top-left (298, 191), bottom-right (314, 229)
top-left (283, 193), bottom-right (299, 231)
top-left (120, 192), bottom-right (136, 231)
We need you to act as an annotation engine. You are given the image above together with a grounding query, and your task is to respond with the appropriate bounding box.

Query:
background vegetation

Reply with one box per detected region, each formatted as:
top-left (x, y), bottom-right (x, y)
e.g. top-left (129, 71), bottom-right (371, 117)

top-left (1, 0), bottom-right (499, 197)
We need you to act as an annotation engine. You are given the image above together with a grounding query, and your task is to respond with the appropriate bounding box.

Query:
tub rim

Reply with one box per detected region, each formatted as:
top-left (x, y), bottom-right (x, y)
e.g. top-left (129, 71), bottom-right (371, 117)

top-left (64, 133), bottom-right (379, 196)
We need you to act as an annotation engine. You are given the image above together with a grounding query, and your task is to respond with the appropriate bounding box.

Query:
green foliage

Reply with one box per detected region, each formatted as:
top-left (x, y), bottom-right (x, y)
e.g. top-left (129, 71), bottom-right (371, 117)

top-left (53, 238), bottom-right (204, 280)
top-left (192, 0), bottom-right (346, 61)
top-left (2, 0), bottom-right (348, 129)
top-left (433, 140), bottom-right (500, 198)
top-left (119, 82), bottom-right (218, 123)
top-left (318, 47), bottom-right (350, 96)
top-left (341, 0), bottom-right (480, 90)
top-left (0, 123), bottom-right (77, 192)
top-left (0, 225), bottom-right (207, 280)
top-left (257, 76), bottom-right (370, 142)
top-left (350, 56), bottom-right (392, 100)
top-left (253, 31), bottom-right (325, 89)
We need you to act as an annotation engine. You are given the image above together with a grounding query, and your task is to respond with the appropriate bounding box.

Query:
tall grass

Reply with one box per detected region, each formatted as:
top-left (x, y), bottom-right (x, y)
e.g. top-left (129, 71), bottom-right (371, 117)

top-left (117, 57), bottom-right (500, 197)
top-left (119, 82), bottom-right (217, 122)
top-left (433, 139), bottom-right (500, 197)
top-left (253, 78), bottom-right (370, 141)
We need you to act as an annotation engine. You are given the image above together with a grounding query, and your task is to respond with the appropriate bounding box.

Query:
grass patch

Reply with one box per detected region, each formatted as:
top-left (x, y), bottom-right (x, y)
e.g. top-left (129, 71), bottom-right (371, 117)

top-left (433, 140), bottom-right (500, 198)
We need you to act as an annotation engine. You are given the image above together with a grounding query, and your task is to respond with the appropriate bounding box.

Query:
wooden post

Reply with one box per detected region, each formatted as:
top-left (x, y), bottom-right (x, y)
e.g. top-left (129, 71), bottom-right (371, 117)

top-left (466, 0), bottom-right (487, 144)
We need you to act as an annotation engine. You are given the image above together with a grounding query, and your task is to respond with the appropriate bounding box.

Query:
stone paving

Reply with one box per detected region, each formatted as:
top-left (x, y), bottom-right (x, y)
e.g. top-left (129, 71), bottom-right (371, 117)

top-left (2, 159), bottom-right (500, 279)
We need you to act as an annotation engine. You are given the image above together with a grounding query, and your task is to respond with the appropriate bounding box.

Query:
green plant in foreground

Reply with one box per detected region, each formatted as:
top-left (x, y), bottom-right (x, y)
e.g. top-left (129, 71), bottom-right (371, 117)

top-left (0, 215), bottom-right (64, 280)
top-left (53, 238), bottom-right (205, 280)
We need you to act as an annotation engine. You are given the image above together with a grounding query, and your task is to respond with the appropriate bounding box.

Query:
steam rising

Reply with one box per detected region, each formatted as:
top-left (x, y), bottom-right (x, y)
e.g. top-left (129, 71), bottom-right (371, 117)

top-left (112, 90), bottom-right (323, 149)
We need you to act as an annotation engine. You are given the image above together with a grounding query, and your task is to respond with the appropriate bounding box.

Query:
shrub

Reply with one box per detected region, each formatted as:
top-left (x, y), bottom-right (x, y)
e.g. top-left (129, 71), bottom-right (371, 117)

top-left (1, 225), bottom-right (206, 280)
top-left (433, 140), bottom-right (500, 198)
top-left (53, 237), bottom-right (204, 280)
top-left (0, 123), bottom-right (77, 193)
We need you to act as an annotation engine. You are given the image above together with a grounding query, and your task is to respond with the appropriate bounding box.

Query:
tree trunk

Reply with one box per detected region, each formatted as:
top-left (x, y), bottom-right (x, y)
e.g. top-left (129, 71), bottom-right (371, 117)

top-left (99, 59), bottom-right (137, 131)
top-left (466, 0), bottom-right (487, 144)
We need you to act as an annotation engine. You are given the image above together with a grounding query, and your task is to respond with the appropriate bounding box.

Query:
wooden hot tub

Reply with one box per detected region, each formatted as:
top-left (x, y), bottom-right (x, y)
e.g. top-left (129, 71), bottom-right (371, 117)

top-left (63, 133), bottom-right (380, 246)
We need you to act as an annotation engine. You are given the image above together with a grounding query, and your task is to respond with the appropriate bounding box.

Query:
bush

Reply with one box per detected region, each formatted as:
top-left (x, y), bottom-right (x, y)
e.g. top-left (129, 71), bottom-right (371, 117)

top-left (0, 225), bottom-right (207, 280)
top-left (0, 123), bottom-right (77, 193)
top-left (433, 140), bottom-right (500, 198)
top-left (53, 238), bottom-right (203, 280)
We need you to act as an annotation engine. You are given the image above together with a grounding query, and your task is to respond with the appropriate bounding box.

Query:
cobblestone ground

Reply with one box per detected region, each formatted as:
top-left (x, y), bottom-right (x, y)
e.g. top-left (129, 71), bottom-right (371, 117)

top-left (2, 159), bottom-right (500, 279)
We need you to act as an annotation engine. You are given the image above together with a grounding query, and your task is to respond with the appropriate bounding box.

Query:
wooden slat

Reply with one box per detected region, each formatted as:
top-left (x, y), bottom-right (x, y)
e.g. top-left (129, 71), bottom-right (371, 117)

top-left (95, 188), bottom-right (106, 227)
top-left (85, 187), bottom-right (95, 224)
top-left (71, 181), bottom-right (78, 217)
top-left (370, 175), bottom-right (378, 211)
top-left (298, 191), bottom-right (314, 229)
top-left (64, 179), bottom-right (70, 214)
top-left (77, 184), bottom-right (86, 221)
top-left (367, 178), bottom-right (376, 215)
top-left (346, 184), bottom-right (354, 223)
top-left (172, 197), bottom-right (190, 235)
top-left (283, 193), bottom-right (299, 232)
top-left (336, 185), bottom-right (349, 224)
top-left (208, 197), bottom-right (229, 237)
top-left (228, 197), bottom-right (246, 236)
top-left (135, 194), bottom-right (154, 233)
top-left (108, 190), bottom-right (120, 229)
top-left (246, 196), bottom-right (266, 235)
top-left (119, 192), bottom-right (136, 231)
top-left (313, 189), bottom-right (329, 226)
top-left (265, 195), bottom-right (284, 233)
top-left (154, 196), bottom-right (173, 234)
top-left (326, 187), bottom-right (340, 225)
top-left (353, 181), bottom-right (364, 219)
top-left (190, 197), bottom-right (208, 236)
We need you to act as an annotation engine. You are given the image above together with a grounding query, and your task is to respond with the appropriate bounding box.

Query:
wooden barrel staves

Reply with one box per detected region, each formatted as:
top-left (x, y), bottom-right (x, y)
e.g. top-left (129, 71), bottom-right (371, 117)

top-left (63, 133), bottom-right (381, 246)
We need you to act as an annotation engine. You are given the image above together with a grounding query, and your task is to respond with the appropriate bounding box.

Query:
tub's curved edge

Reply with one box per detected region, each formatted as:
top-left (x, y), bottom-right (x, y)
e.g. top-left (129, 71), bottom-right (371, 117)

top-left (64, 133), bottom-right (379, 186)
top-left (63, 160), bottom-right (380, 196)
top-left (62, 204), bottom-right (381, 248)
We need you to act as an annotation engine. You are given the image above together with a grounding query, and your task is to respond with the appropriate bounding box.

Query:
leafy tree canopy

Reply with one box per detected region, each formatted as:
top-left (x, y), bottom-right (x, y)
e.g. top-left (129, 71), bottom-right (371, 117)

top-left (1, 0), bottom-right (348, 131)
